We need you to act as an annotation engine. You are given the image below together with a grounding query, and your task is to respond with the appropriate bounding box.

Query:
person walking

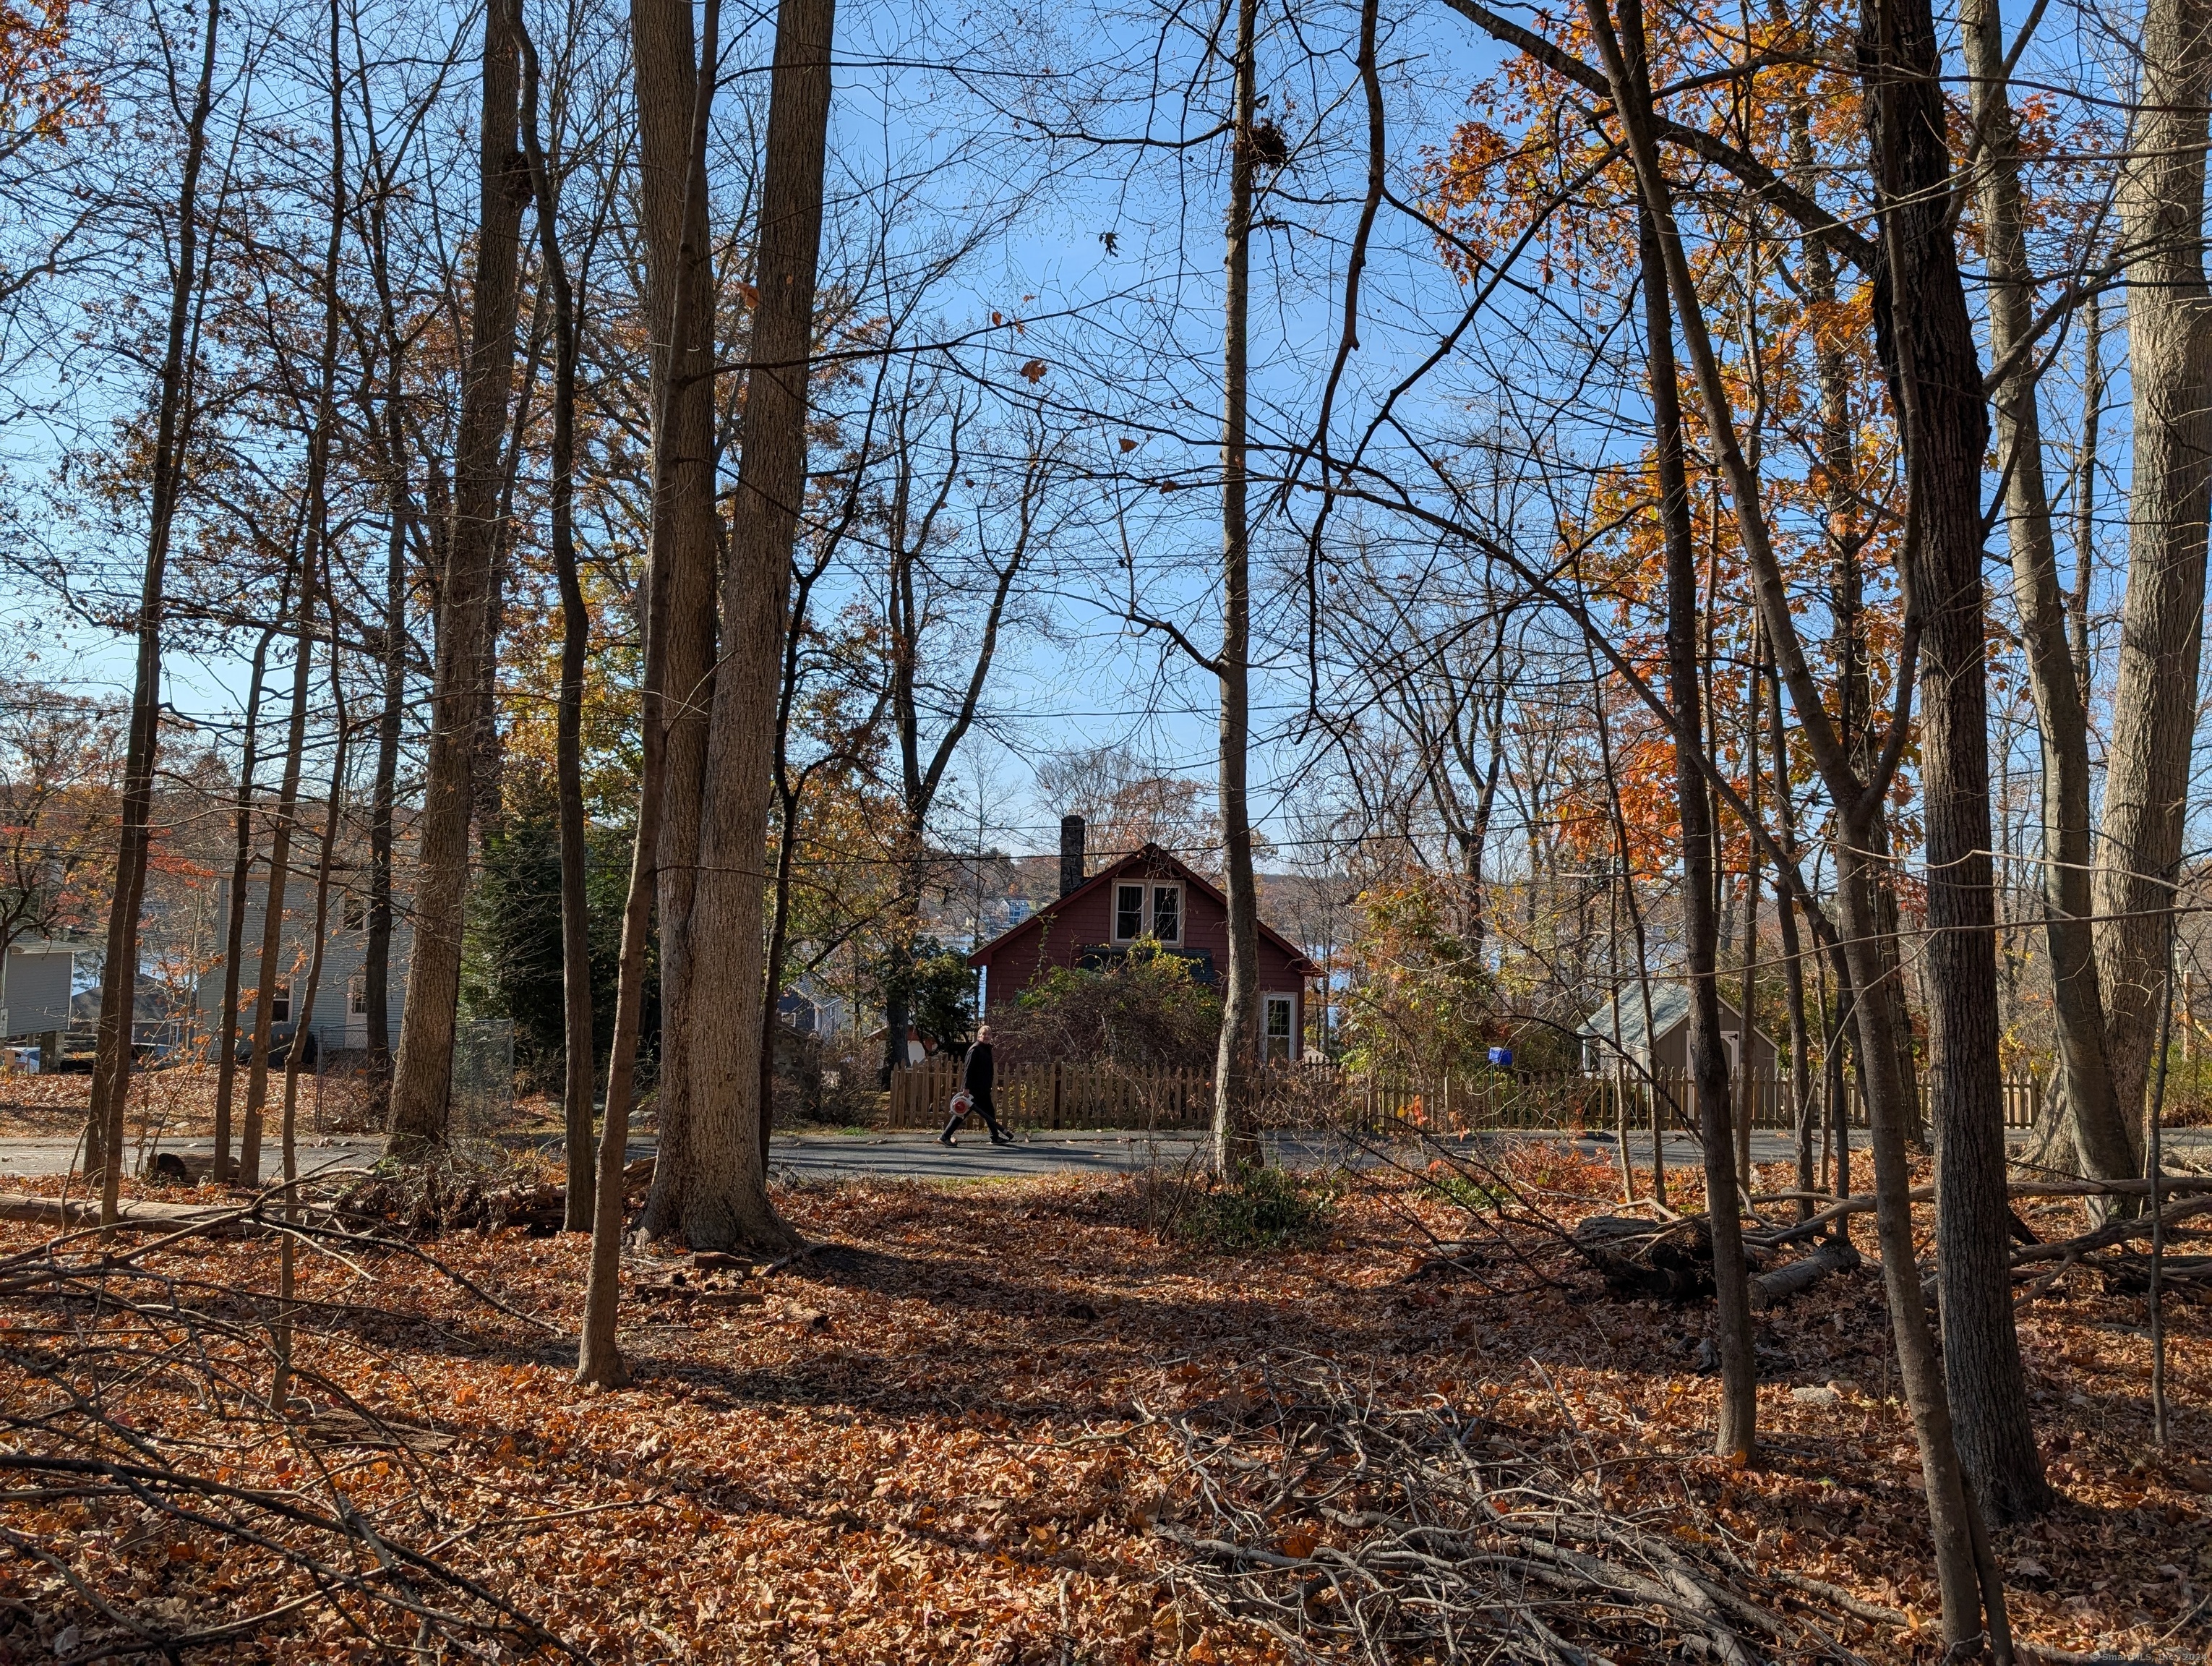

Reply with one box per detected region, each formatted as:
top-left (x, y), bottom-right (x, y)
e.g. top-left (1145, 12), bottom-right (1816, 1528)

top-left (940, 1025), bottom-right (1013, 1145)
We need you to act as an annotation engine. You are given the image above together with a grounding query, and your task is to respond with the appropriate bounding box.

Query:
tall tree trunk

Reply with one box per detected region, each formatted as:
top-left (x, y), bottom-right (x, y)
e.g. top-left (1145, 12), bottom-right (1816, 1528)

top-left (1863, 0), bottom-right (2051, 1527)
top-left (2072, 291), bottom-right (2101, 699)
top-left (512, 0), bottom-right (596, 1231)
top-left (85, 0), bottom-right (222, 1219)
top-left (576, 0), bottom-right (721, 1387)
top-left (213, 618), bottom-right (277, 1182)
top-left (1961, 0), bottom-right (2132, 1197)
top-left (385, 0), bottom-right (528, 1155)
top-left (1832, 840), bottom-right (2005, 1648)
top-left (1824, 941), bottom-right (1856, 1202)
top-left (682, 0), bottom-right (836, 1252)
top-left (633, 0), bottom-right (724, 1239)
top-left (274, 6), bottom-right (347, 1402)
top-left (1784, 48), bottom-right (1926, 1161)
top-left (2096, 0), bottom-right (2212, 1154)
top-left (1736, 638), bottom-right (1761, 1182)
top-left (1212, 0), bottom-right (1263, 1176)
top-left (1634, 184), bottom-right (1755, 1464)
top-left (1590, 0), bottom-right (2003, 1637)
top-left (364, 397), bottom-right (405, 1068)
top-left (1767, 658), bottom-right (1814, 1218)
top-left (361, 119), bottom-right (413, 1075)
top-left (242, 526), bottom-right (317, 1189)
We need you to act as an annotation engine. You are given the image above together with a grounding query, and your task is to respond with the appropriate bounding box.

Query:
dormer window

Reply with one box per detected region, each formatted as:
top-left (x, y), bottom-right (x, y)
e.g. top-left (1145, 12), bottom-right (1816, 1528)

top-left (1113, 880), bottom-right (1183, 944)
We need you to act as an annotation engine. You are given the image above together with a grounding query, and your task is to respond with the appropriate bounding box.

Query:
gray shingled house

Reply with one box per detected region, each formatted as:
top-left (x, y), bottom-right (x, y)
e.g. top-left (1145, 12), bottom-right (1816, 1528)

top-left (1578, 982), bottom-right (1778, 1077)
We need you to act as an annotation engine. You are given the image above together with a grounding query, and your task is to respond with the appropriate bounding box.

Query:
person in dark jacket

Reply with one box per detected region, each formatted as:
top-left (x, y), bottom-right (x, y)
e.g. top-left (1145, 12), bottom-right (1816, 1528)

top-left (939, 1025), bottom-right (1012, 1145)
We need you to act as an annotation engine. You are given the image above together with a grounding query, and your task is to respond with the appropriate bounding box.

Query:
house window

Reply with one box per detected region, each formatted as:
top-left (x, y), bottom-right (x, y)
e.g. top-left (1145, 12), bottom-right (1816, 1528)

top-left (1114, 884), bottom-right (1145, 942)
top-left (1152, 884), bottom-right (1180, 943)
top-left (1263, 994), bottom-right (1294, 1061)
top-left (1113, 881), bottom-right (1183, 944)
top-left (270, 983), bottom-right (291, 1024)
top-left (342, 892), bottom-right (366, 931)
top-left (348, 977), bottom-right (367, 1017)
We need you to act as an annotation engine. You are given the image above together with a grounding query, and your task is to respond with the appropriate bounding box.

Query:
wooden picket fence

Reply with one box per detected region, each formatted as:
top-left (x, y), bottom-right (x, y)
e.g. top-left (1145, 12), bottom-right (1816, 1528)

top-left (1362, 1068), bottom-right (2041, 1136)
top-left (885, 1060), bottom-right (2042, 1135)
top-left (885, 1059), bottom-right (1216, 1132)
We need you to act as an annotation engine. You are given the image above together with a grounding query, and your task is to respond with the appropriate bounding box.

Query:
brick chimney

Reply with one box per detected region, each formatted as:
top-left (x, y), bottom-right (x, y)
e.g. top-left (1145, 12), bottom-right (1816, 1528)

top-left (1059, 815), bottom-right (1086, 898)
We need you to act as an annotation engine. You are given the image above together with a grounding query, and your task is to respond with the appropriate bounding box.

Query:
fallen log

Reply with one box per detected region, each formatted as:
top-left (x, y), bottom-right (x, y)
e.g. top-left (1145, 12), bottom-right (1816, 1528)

top-left (0, 1192), bottom-right (244, 1231)
top-left (1751, 1234), bottom-right (1860, 1306)
top-left (2012, 1192), bottom-right (2212, 1265)
top-left (1752, 1173), bottom-right (2212, 1251)
top-left (1570, 1213), bottom-right (1717, 1299)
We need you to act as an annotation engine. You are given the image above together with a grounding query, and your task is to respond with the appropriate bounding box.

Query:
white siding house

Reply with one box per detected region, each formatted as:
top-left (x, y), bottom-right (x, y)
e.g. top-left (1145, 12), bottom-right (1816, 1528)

top-left (1, 939), bottom-right (82, 1039)
top-left (195, 878), bottom-right (413, 1051)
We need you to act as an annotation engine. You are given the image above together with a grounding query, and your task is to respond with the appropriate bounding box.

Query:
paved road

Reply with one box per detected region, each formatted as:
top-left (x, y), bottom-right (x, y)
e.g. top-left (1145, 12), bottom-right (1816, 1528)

top-left (0, 1124), bottom-right (2030, 1184)
top-left (9, 1123), bottom-right (2208, 1186)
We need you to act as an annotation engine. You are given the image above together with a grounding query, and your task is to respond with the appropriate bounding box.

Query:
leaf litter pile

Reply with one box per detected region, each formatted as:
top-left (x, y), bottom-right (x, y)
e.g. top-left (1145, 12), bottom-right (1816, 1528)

top-left (1, 1140), bottom-right (2208, 1662)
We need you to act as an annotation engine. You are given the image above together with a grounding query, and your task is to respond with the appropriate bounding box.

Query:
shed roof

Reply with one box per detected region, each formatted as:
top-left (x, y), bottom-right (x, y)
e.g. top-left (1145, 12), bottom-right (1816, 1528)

top-left (1577, 983), bottom-right (1775, 1059)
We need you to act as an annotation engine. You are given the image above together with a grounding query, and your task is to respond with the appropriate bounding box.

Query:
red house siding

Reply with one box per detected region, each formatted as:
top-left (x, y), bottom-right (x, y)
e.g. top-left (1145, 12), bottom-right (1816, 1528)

top-left (969, 847), bottom-right (1316, 1059)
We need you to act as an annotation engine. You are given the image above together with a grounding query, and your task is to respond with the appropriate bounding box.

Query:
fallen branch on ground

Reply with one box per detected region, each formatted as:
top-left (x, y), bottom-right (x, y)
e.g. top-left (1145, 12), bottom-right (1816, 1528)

top-left (0, 1232), bottom-right (578, 1657)
top-left (1153, 1351), bottom-right (1893, 1666)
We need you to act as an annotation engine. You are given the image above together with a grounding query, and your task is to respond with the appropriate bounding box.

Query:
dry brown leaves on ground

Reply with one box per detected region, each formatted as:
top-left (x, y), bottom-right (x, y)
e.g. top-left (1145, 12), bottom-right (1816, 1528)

top-left (0, 1145), bottom-right (2207, 1663)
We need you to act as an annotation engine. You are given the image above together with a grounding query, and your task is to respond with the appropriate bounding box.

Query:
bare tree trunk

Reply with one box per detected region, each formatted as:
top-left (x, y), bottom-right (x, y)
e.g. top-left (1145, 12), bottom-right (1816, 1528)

top-left (213, 619), bottom-right (277, 1183)
top-left (364, 396), bottom-right (405, 1069)
top-left (242, 528), bottom-right (317, 1190)
top-left (1634, 188), bottom-right (1757, 1465)
top-left (2072, 292), bottom-right (2101, 700)
top-left (1212, 0), bottom-right (1264, 1176)
top-left (1591, 0), bottom-right (2003, 1634)
top-left (2096, 0), bottom-right (2212, 1155)
top-left (633, 0), bottom-right (724, 1239)
top-left (1863, 0), bottom-right (2051, 1530)
top-left (1737, 638), bottom-right (1761, 1182)
top-left (1832, 842), bottom-right (2003, 1650)
top-left (275, 686), bottom-right (345, 1406)
top-left (386, 0), bottom-right (528, 1155)
top-left (280, 607), bottom-right (346, 1406)
top-left (682, 0), bottom-right (836, 1252)
top-left (360, 110), bottom-right (413, 1077)
top-left (1824, 941), bottom-right (1855, 1202)
top-left (512, 0), bottom-right (596, 1231)
top-left (85, 0), bottom-right (222, 1218)
top-left (1767, 660), bottom-right (1814, 1218)
top-left (1961, 0), bottom-right (2132, 1198)
top-left (576, 0), bottom-right (722, 1388)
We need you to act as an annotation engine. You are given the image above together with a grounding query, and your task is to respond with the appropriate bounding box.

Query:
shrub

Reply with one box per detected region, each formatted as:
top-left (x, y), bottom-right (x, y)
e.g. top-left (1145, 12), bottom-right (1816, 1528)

top-left (1173, 1164), bottom-right (1339, 1253)
top-left (995, 940), bottom-right (1222, 1070)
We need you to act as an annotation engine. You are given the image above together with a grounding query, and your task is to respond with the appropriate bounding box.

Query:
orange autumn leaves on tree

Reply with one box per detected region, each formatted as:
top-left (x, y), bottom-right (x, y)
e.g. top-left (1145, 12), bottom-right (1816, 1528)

top-left (0, 0), bottom-right (94, 145)
top-left (1426, 2), bottom-right (1934, 879)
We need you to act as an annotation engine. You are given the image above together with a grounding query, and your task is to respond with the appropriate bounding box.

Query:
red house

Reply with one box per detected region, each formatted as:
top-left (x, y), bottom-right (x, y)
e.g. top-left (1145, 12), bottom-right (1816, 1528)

top-left (967, 819), bottom-right (1321, 1060)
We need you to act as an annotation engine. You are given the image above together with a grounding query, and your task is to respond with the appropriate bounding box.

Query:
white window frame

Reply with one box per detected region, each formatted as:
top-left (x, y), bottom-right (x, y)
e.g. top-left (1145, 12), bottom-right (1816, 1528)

top-left (1113, 882), bottom-right (1146, 943)
top-left (1112, 880), bottom-right (1185, 944)
top-left (1149, 881), bottom-right (1183, 944)
top-left (1262, 992), bottom-right (1295, 1061)
top-left (270, 983), bottom-right (291, 1025)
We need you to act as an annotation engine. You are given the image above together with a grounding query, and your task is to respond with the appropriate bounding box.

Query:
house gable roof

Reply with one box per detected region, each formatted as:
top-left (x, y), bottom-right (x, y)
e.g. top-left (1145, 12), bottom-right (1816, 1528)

top-left (1578, 983), bottom-right (1775, 1059)
top-left (968, 842), bottom-right (1321, 977)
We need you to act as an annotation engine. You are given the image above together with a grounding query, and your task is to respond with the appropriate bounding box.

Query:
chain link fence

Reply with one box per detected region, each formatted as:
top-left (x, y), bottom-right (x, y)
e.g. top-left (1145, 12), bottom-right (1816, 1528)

top-left (450, 1020), bottom-right (515, 1140)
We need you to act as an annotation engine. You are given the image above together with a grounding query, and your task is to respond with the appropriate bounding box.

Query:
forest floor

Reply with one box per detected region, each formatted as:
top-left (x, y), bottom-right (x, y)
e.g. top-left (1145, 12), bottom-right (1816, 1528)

top-left (0, 1143), bottom-right (2206, 1663)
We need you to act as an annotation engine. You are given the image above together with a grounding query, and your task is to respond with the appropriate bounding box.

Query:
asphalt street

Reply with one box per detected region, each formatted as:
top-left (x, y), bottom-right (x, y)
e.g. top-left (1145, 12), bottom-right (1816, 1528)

top-left (0, 1124), bottom-right (2060, 1185)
